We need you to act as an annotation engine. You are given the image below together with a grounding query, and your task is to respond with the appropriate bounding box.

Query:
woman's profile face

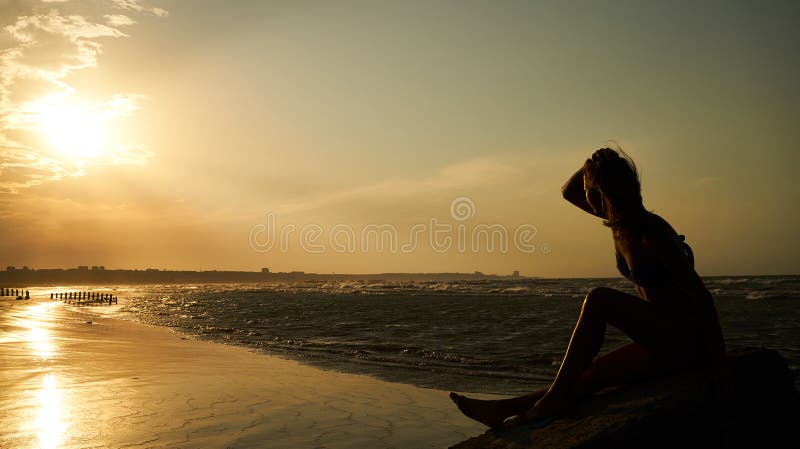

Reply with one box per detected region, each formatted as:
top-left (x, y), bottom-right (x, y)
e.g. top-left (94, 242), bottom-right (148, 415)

top-left (584, 175), bottom-right (605, 217)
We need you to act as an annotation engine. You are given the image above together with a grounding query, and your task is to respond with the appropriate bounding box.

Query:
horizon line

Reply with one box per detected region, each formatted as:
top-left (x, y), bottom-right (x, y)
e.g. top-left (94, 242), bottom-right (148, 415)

top-left (1, 265), bottom-right (796, 279)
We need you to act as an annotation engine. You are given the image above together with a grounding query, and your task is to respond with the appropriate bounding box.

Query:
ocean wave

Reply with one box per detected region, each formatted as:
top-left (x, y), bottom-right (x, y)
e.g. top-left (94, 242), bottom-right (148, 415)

top-left (106, 276), bottom-right (800, 395)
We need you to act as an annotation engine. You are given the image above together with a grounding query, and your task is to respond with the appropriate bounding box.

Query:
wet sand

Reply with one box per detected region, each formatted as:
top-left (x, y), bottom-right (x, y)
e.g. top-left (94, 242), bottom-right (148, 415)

top-left (0, 298), bottom-right (491, 448)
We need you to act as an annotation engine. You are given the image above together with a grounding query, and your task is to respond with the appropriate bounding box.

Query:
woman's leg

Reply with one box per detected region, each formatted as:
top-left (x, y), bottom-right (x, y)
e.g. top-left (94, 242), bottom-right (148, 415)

top-left (450, 389), bottom-right (547, 428)
top-left (450, 341), bottom-right (658, 427)
top-left (575, 341), bottom-right (661, 393)
top-left (526, 287), bottom-right (693, 420)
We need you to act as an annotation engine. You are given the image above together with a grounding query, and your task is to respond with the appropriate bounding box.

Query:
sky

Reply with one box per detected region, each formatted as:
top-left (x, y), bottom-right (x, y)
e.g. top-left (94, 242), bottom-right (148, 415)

top-left (0, 0), bottom-right (798, 277)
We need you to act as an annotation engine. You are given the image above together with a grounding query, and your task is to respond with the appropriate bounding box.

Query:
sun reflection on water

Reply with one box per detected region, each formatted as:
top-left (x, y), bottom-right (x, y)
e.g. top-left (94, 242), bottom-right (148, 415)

top-left (16, 302), bottom-right (59, 361)
top-left (35, 373), bottom-right (68, 449)
top-left (7, 301), bottom-right (70, 448)
top-left (29, 327), bottom-right (55, 360)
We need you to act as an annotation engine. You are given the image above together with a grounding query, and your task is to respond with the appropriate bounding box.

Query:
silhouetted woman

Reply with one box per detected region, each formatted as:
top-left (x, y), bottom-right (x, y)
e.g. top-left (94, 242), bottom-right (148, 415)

top-left (450, 147), bottom-right (725, 427)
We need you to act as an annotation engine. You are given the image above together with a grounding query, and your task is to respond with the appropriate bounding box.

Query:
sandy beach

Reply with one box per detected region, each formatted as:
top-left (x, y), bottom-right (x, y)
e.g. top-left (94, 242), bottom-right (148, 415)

top-left (0, 297), bottom-right (490, 449)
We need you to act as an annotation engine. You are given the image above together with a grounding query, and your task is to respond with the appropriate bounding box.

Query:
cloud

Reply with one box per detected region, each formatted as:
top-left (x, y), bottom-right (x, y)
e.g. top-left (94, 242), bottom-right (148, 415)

top-left (110, 0), bottom-right (168, 17)
top-left (1, 10), bottom-right (131, 109)
top-left (274, 155), bottom-right (530, 216)
top-left (0, 140), bottom-right (75, 193)
top-left (426, 156), bottom-right (525, 188)
top-left (0, 1), bottom-right (167, 193)
top-left (104, 14), bottom-right (136, 27)
top-left (95, 144), bottom-right (153, 166)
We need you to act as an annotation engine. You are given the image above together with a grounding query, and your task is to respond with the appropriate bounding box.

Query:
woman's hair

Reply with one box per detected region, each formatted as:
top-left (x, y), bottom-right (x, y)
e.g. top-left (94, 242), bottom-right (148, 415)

top-left (583, 147), bottom-right (644, 227)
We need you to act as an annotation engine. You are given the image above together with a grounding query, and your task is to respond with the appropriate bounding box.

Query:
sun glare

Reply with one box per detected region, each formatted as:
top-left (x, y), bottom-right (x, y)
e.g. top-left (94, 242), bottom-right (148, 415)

top-left (38, 105), bottom-right (109, 159)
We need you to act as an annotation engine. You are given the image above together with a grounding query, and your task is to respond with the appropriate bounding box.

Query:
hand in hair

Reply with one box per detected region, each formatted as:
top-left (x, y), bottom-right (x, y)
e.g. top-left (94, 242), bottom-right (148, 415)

top-left (590, 147), bottom-right (617, 163)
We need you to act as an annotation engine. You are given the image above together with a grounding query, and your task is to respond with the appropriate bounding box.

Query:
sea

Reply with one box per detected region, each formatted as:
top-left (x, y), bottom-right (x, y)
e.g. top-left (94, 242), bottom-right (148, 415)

top-left (40, 276), bottom-right (800, 396)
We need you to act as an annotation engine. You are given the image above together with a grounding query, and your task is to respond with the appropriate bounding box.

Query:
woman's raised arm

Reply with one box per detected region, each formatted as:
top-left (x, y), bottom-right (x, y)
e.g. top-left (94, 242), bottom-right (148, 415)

top-left (561, 167), bottom-right (602, 218)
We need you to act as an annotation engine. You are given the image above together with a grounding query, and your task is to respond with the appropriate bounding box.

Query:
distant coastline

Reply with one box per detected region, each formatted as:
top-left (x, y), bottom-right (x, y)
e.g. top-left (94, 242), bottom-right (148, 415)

top-left (0, 265), bottom-right (527, 285)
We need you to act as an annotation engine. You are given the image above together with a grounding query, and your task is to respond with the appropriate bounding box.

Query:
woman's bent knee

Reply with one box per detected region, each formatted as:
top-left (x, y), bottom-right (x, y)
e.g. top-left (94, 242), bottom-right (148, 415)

top-left (581, 287), bottom-right (619, 316)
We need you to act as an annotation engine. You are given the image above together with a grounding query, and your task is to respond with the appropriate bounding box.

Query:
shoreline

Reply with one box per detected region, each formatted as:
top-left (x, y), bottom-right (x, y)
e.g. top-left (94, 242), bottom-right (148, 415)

top-left (0, 298), bottom-right (492, 449)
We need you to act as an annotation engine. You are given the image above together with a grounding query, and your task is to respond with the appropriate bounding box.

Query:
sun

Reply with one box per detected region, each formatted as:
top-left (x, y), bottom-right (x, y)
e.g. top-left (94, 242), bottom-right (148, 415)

top-left (38, 104), bottom-right (109, 159)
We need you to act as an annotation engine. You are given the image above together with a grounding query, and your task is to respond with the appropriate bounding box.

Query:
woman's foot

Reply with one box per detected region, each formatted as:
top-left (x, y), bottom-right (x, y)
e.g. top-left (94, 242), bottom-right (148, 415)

top-left (502, 389), bottom-right (578, 428)
top-left (449, 392), bottom-right (508, 429)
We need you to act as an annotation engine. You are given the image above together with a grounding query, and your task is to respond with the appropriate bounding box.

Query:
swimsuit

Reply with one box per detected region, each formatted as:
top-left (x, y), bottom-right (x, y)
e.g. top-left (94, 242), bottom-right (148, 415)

top-left (616, 234), bottom-right (694, 288)
top-left (612, 218), bottom-right (718, 368)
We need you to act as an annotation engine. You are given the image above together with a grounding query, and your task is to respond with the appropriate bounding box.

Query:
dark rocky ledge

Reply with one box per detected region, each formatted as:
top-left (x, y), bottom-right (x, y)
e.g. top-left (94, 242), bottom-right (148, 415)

top-left (450, 349), bottom-right (799, 449)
